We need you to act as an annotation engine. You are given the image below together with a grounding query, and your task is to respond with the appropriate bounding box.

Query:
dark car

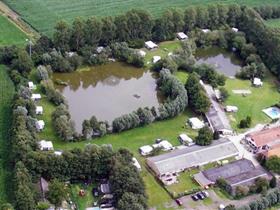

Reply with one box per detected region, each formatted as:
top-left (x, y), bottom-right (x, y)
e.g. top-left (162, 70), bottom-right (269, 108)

top-left (196, 192), bottom-right (205, 200)
top-left (175, 199), bottom-right (183, 206)
top-left (191, 194), bottom-right (199, 201)
top-left (92, 188), bottom-right (99, 197)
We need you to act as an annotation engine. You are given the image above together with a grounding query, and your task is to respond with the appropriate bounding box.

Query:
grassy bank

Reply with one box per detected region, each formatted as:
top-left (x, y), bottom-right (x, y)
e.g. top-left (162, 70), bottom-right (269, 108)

top-left (3, 0), bottom-right (280, 36)
top-left (0, 15), bottom-right (28, 46)
top-left (0, 65), bottom-right (15, 204)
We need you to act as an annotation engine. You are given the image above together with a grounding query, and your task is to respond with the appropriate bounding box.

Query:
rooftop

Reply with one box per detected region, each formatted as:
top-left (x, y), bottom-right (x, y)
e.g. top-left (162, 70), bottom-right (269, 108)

top-left (247, 126), bottom-right (280, 147)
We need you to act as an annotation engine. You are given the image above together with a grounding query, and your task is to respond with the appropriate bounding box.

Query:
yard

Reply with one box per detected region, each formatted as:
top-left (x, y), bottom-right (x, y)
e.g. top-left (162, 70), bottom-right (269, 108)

top-left (0, 15), bottom-right (28, 46)
top-left (0, 65), bottom-right (15, 203)
top-left (3, 0), bottom-right (280, 35)
top-left (70, 184), bottom-right (96, 210)
top-left (224, 72), bottom-right (280, 130)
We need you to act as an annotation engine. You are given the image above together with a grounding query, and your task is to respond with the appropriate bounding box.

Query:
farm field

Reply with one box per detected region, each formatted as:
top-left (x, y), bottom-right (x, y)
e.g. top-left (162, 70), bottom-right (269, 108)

top-left (3, 0), bottom-right (280, 36)
top-left (0, 65), bottom-right (15, 204)
top-left (0, 15), bottom-right (28, 46)
top-left (265, 18), bottom-right (280, 28)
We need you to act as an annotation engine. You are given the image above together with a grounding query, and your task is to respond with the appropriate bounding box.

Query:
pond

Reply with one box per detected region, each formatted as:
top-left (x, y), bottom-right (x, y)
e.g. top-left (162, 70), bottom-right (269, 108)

top-left (195, 47), bottom-right (243, 77)
top-left (53, 62), bottom-right (163, 132)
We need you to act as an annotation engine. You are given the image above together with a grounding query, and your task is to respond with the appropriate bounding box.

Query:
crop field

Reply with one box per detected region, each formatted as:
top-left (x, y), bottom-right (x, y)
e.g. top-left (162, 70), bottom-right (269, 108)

top-left (265, 18), bottom-right (280, 28)
top-left (0, 65), bottom-right (15, 204)
top-left (0, 15), bottom-right (28, 46)
top-left (3, 0), bottom-right (280, 36)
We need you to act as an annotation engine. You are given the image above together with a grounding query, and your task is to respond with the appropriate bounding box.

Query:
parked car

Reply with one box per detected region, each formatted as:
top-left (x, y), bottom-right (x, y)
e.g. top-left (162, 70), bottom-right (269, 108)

top-left (202, 191), bottom-right (209, 198)
top-left (92, 188), bottom-right (99, 197)
top-left (191, 194), bottom-right (199, 201)
top-left (175, 199), bottom-right (183, 206)
top-left (196, 192), bottom-right (205, 200)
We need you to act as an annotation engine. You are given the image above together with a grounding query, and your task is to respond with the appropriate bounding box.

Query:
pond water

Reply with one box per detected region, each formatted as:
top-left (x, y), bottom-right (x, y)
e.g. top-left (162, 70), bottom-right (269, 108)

top-left (53, 62), bottom-right (163, 132)
top-left (195, 47), bottom-right (243, 77)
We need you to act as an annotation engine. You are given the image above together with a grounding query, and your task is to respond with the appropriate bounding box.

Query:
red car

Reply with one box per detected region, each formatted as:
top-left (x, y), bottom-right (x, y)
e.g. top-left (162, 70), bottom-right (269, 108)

top-left (175, 199), bottom-right (183, 206)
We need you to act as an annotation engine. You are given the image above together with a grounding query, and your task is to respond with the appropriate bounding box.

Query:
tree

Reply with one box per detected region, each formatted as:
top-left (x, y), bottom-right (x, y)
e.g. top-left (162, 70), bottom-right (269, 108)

top-left (266, 156), bottom-right (280, 174)
top-left (12, 50), bottom-right (34, 74)
top-left (84, 17), bottom-right (102, 46)
top-left (53, 21), bottom-right (71, 52)
top-left (70, 17), bottom-right (85, 51)
top-left (0, 203), bottom-right (14, 210)
top-left (47, 179), bottom-right (68, 210)
top-left (117, 192), bottom-right (146, 210)
top-left (255, 177), bottom-right (269, 193)
top-left (225, 205), bottom-right (236, 210)
top-left (100, 17), bottom-right (116, 45)
top-left (196, 126), bottom-right (213, 146)
top-left (235, 186), bottom-right (249, 198)
top-left (270, 176), bottom-right (277, 188)
top-left (219, 87), bottom-right (229, 102)
top-left (184, 7), bottom-right (197, 31)
top-left (239, 116), bottom-right (251, 129)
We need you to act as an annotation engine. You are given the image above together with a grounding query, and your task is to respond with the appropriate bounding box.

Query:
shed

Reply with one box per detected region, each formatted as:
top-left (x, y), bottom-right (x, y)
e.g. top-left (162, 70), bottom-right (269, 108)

top-left (178, 134), bottom-right (194, 146)
top-left (36, 106), bottom-right (43, 115)
top-left (139, 145), bottom-right (153, 156)
top-left (132, 157), bottom-right (141, 171)
top-left (100, 183), bottom-right (111, 194)
top-left (36, 120), bottom-right (45, 131)
top-left (145, 41), bottom-right (158, 50)
top-left (28, 81), bottom-right (35, 90)
top-left (138, 50), bottom-right (146, 57)
top-left (202, 29), bottom-right (210, 33)
top-left (153, 56), bottom-right (161, 63)
top-left (253, 78), bottom-right (263, 87)
top-left (232, 27), bottom-right (239, 32)
top-left (39, 140), bottom-right (53, 151)
top-left (188, 117), bottom-right (205, 129)
top-left (31, 94), bottom-right (41, 101)
top-left (177, 32), bottom-right (188, 40)
top-left (225, 106), bottom-right (238, 113)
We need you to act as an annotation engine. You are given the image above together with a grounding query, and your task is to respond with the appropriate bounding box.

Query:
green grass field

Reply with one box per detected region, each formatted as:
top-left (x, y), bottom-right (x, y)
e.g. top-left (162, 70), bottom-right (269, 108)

top-left (0, 65), bottom-right (15, 204)
top-left (0, 15), bottom-right (28, 46)
top-left (3, 0), bottom-right (280, 36)
top-left (265, 18), bottom-right (280, 28)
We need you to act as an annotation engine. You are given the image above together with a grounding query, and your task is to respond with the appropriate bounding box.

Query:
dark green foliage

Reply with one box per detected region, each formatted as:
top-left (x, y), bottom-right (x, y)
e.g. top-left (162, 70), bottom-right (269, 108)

top-left (0, 203), bottom-right (14, 210)
top-left (41, 79), bottom-right (66, 105)
top-left (270, 176), bottom-right (277, 188)
top-left (235, 186), bottom-right (249, 198)
top-left (216, 178), bottom-right (231, 194)
top-left (47, 179), bottom-right (68, 209)
top-left (196, 126), bottom-right (213, 146)
top-left (239, 116), bottom-right (251, 128)
top-left (219, 87), bottom-right (229, 102)
top-left (225, 204), bottom-right (236, 210)
top-left (266, 156), bottom-right (280, 174)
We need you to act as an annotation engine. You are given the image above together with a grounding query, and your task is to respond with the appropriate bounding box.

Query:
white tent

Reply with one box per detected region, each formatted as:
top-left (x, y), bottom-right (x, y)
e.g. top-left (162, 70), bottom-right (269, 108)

top-left (177, 32), bottom-right (188, 40)
top-left (39, 140), bottom-right (53, 151)
top-left (225, 105), bottom-right (238, 113)
top-left (31, 94), bottom-right (41, 101)
top-left (132, 157), bottom-right (141, 171)
top-left (54, 151), bottom-right (62, 156)
top-left (145, 41), bottom-right (158, 50)
top-left (232, 27), bottom-right (239, 32)
top-left (138, 50), bottom-right (146, 57)
top-left (139, 145), bottom-right (153, 156)
top-left (179, 134), bottom-right (194, 146)
top-left (153, 56), bottom-right (161, 63)
top-left (201, 29), bottom-right (210, 33)
top-left (188, 117), bottom-right (205, 129)
top-left (36, 120), bottom-right (45, 131)
top-left (28, 81), bottom-right (35, 90)
top-left (36, 106), bottom-right (43, 115)
top-left (253, 78), bottom-right (263, 87)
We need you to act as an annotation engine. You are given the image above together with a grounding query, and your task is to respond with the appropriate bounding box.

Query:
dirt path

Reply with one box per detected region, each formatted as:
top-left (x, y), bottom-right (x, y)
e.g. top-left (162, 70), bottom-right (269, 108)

top-left (0, 1), bottom-right (40, 39)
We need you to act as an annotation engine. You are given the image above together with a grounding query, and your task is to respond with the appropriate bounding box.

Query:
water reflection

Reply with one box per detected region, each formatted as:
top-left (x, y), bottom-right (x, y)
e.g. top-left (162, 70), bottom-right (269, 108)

top-left (53, 62), bottom-right (163, 132)
top-left (195, 47), bottom-right (243, 77)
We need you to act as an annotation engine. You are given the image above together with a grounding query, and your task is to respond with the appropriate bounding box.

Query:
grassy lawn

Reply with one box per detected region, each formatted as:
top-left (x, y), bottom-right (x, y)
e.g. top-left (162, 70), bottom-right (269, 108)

top-left (70, 184), bottom-right (96, 209)
top-left (165, 169), bottom-right (201, 197)
top-left (0, 15), bottom-right (28, 46)
top-left (0, 65), bottom-right (15, 204)
top-left (3, 0), bottom-right (280, 36)
top-left (224, 72), bottom-right (280, 131)
top-left (265, 18), bottom-right (280, 28)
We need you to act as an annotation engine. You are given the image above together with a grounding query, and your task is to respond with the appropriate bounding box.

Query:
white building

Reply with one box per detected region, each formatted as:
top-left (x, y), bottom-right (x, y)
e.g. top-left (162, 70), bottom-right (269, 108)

top-left (139, 145), bottom-right (153, 156)
top-left (28, 81), bottom-right (36, 90)
top-left (132, 157), bottom-right (141, 171)
top-left (31, 94), bottom-right (41, 101)
top-left (232, 27), bottom-right (239, 32)
top-left (179, 134), bottom-right (194, 146)
top-left (253, 78), bottom-right (263, 87)
top-left (54, 151), bottom-right (63, 156)
top-left (36, 106), bottom-right (43, 115)
top-left (145, 41), bottom-right (158, 50)
top-left (96, 46), bottom-right (104, 53)
top-left (202, 29), bottom-right (210, 33)
top-left (39, 140), bottom-right (53, 151)
top-left (188, 117), bottom-right (205, 129)
top-left (138, 50), bottom-right (146, 57)
top-left (225, 105), bottom-right (238, 113)
top-left (153, 56), bottom-right (161, 63)
top-left (36, 120), bottom-right (45, 131)
top-left (177, 32), bottom-right (188, 40)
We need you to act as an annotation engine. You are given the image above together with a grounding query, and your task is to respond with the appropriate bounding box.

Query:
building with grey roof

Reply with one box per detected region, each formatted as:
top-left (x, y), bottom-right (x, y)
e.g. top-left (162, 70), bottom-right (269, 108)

top-left (194, 159), bottom-right (270, 193)
top-left (147, 138), bottom-right (239, 176)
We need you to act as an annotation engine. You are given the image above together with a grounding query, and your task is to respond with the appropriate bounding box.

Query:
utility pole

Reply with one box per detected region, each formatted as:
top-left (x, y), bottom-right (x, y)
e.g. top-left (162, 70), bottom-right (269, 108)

top-left (26, 39), bottom-right (32, 57)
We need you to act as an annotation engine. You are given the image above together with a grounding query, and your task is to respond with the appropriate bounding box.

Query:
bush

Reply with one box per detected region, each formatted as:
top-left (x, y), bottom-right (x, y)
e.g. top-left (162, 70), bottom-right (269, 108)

top-left (196, 126), bottom-right (213, 146)
top-left (239, 116), bottom-right (251, 128)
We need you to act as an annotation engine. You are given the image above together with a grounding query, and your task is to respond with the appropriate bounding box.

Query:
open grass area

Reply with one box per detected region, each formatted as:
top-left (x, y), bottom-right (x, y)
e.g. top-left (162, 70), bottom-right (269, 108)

top-left (224, 72), bottom-right (280, 131)
top-left (70, 184), bottom-right (96, 210)
top-left (4, 0), bottom-right (280, 36)
top-left (0, 65), bottom-right (15, 204)
top-left (265, 18), bottom-right (280, 28)
top-left (0, 15), bottom-right (28, 46)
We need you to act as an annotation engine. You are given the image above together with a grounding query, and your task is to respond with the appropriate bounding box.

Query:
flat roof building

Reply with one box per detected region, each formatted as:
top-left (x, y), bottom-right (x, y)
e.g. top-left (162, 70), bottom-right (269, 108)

top-left (145, 41), bottom-right (158, 50)
top-left (147, 138), bottom-right (239, 176)
top-left (36, 106), bottom-right (43, 115)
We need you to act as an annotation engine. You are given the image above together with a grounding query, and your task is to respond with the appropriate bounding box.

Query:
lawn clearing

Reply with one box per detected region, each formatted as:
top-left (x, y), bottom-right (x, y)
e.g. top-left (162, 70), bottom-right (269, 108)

top-left (224, 72), bottom-right (280, 131)
top-left (0, 15), bottom-right (28, 46)
top-left (265, 18), bottom-right (280, 28)
top-left (4, 0), bottom-right (279, 36)
top-left (70, 184), bottom-right (96, 209)
top-left (0, 65), bottom-right (15, 203)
